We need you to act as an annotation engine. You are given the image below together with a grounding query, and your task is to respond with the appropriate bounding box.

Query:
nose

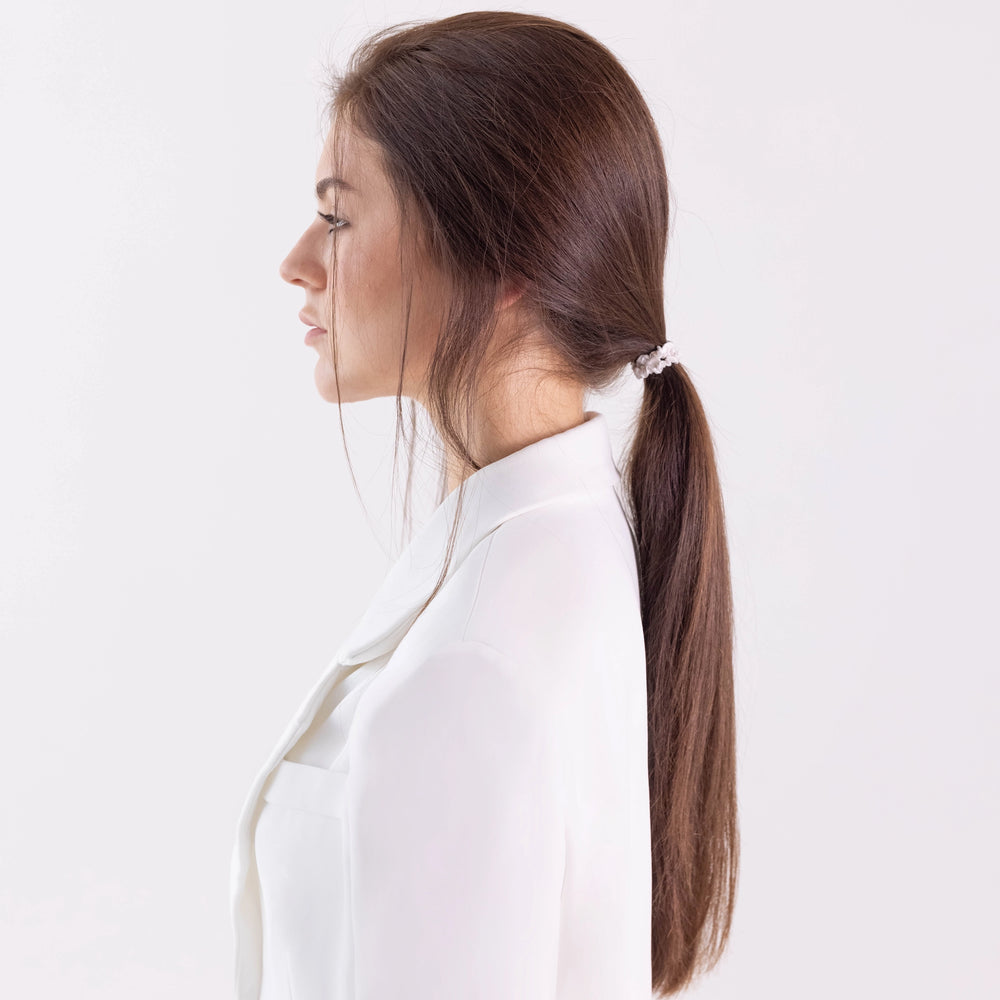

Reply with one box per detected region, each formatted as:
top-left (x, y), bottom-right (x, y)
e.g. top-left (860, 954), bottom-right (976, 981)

top-left (278, 232), bottom-right (325, 289)
top-left (278, 251), bottom-right (299, 286)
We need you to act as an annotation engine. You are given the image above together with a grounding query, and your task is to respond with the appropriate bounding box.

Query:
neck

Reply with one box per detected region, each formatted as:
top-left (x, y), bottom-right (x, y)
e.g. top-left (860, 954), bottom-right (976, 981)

top-left (440, 380), bottom-right (587, 497)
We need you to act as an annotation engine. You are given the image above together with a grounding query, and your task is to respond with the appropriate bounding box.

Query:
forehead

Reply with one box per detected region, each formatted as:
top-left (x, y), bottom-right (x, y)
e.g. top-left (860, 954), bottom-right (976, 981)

top-left (314, 120), bottom-right (385, 197)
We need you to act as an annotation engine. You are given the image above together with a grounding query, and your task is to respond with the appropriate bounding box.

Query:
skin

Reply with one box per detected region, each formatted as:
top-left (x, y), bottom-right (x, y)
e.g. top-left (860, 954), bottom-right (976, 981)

top-left (278, 117), bottom-right (587, 494)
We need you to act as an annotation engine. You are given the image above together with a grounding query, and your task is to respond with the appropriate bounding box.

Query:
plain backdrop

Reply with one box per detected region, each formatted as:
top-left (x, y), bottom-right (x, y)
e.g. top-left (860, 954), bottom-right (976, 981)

top-left (1, 1), bottom-right (997, 997)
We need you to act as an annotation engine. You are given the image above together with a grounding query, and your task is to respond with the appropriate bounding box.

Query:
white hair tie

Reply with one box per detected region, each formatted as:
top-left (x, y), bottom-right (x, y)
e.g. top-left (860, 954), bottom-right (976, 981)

top-left (632, 340), bottom-right (680, 380)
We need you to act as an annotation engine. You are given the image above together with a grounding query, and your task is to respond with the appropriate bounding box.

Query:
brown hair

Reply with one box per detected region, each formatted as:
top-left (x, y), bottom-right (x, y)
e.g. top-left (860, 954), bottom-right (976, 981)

top-left (318, 11), bottom-right (737, 995)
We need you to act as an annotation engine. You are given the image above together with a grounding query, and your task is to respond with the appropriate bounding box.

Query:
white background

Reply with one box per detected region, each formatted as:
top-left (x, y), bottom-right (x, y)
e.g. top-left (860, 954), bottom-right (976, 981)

top-left (1, 1), bottom-right (997, 997)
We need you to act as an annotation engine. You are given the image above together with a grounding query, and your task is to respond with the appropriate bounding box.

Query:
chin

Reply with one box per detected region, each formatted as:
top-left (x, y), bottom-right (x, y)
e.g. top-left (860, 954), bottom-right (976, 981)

top-left (314, 371), bottom-right (350, 403)
top-left (313, 366), bottom-right (381, 405)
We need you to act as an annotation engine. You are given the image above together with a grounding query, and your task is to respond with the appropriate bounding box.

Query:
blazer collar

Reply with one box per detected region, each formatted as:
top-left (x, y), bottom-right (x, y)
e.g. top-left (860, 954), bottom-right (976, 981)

top-left (332, 409), bottom-right (622, 666)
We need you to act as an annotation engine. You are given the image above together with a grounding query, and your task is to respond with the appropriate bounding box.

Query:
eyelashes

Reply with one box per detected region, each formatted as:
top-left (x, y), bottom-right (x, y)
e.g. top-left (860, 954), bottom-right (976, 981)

top-left (317, 211), bottom-right (348, 234)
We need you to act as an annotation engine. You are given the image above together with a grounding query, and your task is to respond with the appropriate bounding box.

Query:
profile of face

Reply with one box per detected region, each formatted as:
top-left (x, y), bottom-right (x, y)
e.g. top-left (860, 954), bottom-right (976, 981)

top-left (278, 118), bottom-right (449, 404)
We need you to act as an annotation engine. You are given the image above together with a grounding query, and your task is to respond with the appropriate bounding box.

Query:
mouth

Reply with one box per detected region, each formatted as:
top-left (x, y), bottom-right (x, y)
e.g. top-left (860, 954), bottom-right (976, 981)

top-left (298, 310), bottom-right (327, 332)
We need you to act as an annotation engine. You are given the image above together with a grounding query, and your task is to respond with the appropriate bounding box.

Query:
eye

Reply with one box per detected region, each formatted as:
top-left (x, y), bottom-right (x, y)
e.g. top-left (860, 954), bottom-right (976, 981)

top-left (317, 211), bottom-right (348, 234)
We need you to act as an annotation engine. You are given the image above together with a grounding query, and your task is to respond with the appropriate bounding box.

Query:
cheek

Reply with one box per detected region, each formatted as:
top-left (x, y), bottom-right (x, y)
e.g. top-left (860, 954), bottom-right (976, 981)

top-left (335, 234), bottom-right (406, 337)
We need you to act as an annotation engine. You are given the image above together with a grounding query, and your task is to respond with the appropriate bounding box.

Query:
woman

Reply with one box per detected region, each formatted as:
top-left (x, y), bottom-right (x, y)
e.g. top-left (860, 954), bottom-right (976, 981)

top-left (231, 11), bottom-right (738, 1000)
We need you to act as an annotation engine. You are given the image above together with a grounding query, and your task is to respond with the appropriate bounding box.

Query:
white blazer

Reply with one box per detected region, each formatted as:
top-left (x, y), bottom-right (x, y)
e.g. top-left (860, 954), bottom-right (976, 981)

top-left (230, 409), bottom-right (652, 999)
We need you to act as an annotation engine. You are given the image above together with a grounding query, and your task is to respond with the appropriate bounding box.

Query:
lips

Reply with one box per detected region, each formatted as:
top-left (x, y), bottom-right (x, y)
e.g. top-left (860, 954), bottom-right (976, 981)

top-left (298, 310), bottom-right (326, 331)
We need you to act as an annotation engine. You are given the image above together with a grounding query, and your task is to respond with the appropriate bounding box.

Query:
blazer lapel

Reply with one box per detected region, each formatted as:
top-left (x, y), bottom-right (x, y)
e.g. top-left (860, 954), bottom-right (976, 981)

top-left (230, 649), bottom-right (358, 1000)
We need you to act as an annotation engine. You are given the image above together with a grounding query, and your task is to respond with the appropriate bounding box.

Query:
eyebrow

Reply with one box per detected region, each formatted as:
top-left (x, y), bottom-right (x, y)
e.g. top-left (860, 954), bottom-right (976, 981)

top-left (315, 176), bottom-right (355, 199)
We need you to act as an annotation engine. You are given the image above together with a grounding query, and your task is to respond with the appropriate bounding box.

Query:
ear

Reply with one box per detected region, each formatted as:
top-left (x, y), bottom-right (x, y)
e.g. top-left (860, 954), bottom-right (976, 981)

top-left (498, 278), bottom-right (524, 312)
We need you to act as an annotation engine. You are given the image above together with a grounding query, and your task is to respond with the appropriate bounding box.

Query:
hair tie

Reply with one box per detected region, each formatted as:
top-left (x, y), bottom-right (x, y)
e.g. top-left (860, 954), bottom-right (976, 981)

top-left (632, 340), bottom-right (680, 380)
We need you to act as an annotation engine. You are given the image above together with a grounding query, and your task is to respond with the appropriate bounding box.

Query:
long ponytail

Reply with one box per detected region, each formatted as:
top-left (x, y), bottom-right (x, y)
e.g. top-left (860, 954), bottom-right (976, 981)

top-left (622, 364), bottom-right (739, 994)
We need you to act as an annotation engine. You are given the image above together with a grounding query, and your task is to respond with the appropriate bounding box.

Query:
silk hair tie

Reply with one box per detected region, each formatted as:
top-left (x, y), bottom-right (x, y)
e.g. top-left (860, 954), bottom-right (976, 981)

top-left (632, 340), bottom-right (680, 380)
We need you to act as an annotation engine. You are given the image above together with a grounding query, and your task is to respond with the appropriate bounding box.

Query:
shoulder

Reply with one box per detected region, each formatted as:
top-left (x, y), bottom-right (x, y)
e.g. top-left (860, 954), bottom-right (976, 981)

top-left (350, 493), bottom-right (644, 747)
top-left (460, 492), bottom-right (643, 671)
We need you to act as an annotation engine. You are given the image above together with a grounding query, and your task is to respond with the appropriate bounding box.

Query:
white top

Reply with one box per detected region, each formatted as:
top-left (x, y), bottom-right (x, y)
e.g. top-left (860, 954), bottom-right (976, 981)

top-left (253, 657), bottom-right (386, 1000)
top-left (231, 410), bottom-right (652, 1000)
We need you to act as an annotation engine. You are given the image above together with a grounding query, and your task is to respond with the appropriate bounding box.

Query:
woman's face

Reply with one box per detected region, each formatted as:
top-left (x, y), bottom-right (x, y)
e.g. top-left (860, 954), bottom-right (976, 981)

top-left (279, 119), bottom-right (448, 403)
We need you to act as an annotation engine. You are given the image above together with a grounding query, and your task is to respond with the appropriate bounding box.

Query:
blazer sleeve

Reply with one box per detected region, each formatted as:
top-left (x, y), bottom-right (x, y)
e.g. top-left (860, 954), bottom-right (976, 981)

top-left (345, 638), bottom-right (566, 999)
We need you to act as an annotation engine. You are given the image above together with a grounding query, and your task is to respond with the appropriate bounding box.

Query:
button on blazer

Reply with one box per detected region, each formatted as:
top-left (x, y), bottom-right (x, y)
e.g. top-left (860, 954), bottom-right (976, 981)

top-left (230, 409), bottom-right (653, 999)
